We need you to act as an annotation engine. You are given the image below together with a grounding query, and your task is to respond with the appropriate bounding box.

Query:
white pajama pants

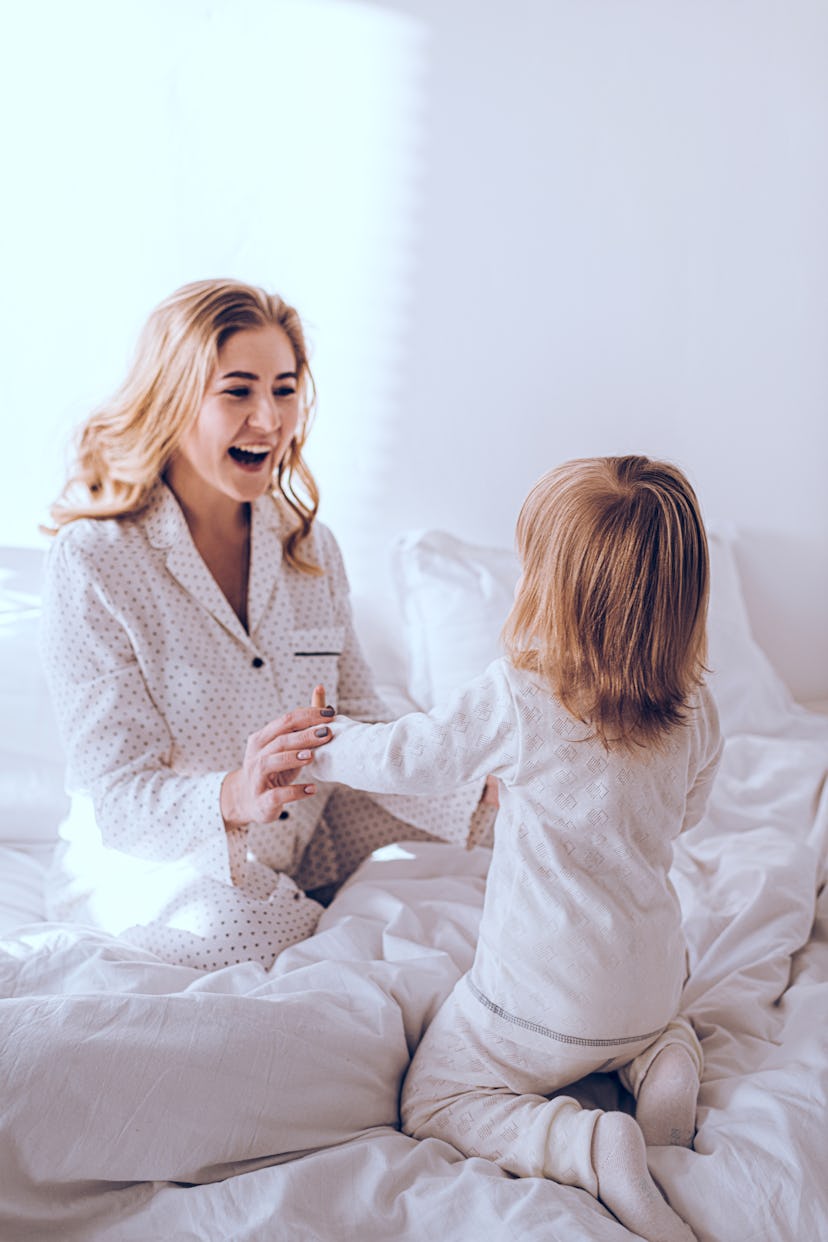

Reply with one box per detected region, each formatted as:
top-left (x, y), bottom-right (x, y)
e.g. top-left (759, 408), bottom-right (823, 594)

top-left (400, 979), bottom-right (702, 1197)
top-left (49, 789), bottom-right (467, 972)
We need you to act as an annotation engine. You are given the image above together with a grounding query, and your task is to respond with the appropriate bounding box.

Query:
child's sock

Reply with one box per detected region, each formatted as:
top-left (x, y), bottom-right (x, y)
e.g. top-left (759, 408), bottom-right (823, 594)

top-left (592, 1111), bottom-right (697, 1242)
top-left (635, 1043), bottom-right (699, 1148)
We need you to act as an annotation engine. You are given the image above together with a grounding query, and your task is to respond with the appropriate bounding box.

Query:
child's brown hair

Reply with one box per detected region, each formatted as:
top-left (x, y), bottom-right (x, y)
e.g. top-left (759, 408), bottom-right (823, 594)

top-left (502, 455), bottom-right (709, 749)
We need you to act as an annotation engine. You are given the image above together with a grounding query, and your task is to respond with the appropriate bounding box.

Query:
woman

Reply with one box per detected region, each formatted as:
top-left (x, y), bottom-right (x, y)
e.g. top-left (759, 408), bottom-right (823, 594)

top-left (41, 279), bottom-right (487, 970)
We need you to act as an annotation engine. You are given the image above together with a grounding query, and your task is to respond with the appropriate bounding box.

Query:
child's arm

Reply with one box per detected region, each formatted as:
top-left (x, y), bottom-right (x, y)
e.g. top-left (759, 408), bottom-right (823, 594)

top-left (310, 662), bottom-right (520, 797)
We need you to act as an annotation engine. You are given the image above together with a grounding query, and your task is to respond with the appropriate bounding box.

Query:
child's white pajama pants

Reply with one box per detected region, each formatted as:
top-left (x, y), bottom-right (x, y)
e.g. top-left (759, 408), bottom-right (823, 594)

top-left (400, 979), bottom-right (702, 1197)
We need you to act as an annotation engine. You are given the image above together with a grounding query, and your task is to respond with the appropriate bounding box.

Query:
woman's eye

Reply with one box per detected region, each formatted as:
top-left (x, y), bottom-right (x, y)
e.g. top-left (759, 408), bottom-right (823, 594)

top-left (274, 386), bottom-right (296, 398)
top-left (224, 386), bottom-right (250, 398)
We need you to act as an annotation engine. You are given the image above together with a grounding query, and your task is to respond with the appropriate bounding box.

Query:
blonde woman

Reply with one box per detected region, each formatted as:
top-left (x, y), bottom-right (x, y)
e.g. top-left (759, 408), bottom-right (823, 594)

top-left (41, 279), bottom-right (486, 971)
top-left (311, 456), bottom-right (722, 1242)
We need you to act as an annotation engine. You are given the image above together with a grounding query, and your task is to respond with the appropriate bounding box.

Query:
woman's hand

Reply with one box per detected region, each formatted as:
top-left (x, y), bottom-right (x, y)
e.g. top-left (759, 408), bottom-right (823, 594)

top-left (220, 704), bottom-right (335, 830)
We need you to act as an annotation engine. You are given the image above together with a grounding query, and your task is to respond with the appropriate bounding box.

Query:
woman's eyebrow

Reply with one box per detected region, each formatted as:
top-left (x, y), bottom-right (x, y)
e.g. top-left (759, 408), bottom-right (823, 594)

top-left (220, 370), bottom-right (298, 380)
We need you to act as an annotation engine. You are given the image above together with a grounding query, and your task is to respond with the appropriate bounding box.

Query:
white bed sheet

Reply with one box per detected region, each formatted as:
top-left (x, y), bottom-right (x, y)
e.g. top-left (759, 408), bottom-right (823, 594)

top-left (0, 845), bottom-right (49, 936)
top-left (1, 709), bottom-right (827, 1242)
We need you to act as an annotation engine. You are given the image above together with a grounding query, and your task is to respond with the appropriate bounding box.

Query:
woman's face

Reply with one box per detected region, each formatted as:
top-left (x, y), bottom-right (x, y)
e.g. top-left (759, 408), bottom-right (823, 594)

top-left (166, 325), bottom-right (301, 517)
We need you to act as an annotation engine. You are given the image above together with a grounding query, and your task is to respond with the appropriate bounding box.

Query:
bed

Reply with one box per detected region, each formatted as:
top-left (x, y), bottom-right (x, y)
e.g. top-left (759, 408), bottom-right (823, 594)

top-left (1, 528), bottom-right (827, 1242)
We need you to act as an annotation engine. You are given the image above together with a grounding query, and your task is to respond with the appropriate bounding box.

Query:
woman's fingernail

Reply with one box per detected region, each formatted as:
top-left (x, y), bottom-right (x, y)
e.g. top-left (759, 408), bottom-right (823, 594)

top-left (297, 749), bottom-right (311, 760)
top-left (314, 726), bottom-right (330, 738)
top-left (320, 706), bottom-right (335, 717)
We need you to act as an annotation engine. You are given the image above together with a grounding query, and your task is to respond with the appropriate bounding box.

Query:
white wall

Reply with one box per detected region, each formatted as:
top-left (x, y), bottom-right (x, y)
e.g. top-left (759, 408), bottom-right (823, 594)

top-left (0, 0), bottom-right (424, 563)
top-left (340, 0), bottom-right (828, 702)
top-left (2, 0), bottom-right (825, 701)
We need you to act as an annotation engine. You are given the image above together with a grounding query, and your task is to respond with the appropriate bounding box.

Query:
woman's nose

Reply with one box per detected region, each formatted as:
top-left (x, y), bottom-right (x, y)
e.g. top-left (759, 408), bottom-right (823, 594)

top-left (251, 392), bottom-right (280, 431)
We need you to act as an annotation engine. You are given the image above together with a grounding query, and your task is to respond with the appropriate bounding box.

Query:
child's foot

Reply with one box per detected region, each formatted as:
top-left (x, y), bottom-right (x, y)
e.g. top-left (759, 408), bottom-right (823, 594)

top-left (592, 1111), bottom-right (697, 1242)
top-left (636, 1044), bottom-right (699, 1148)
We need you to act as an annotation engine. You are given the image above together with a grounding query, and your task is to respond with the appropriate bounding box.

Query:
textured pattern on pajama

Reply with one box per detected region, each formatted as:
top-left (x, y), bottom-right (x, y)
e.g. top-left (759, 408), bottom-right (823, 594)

top-left (311, 658), bottom-right (721, 1179)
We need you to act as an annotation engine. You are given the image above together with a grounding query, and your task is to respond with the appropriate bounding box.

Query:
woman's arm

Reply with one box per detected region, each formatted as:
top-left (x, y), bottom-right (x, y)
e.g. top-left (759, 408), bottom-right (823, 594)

top-left (41, 533), bottom-right (331, 878)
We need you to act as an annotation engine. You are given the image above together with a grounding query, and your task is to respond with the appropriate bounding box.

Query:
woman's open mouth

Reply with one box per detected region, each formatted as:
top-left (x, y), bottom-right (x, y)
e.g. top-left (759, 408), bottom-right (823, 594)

top-left (228, 444), bottom-right (272, 470)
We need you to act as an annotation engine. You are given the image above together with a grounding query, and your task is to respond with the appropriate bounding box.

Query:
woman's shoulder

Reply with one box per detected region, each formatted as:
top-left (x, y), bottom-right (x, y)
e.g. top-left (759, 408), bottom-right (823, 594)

top-left (52, 508), bottom-right (152, 558)
top-left (289, 509), bottom-right (345, 576)
top-left (52, 513), bottom-right (130, 553)
top-left (259, 494), bottom-right (339, 557)
top-left (53, 482), bottom-right (188, 554)
top-left (307, 517), bottom-right (342, 565)
top-left (49, 511), bottom-right (127, 566)
top-left (47, 505), bottom-right (158, 594)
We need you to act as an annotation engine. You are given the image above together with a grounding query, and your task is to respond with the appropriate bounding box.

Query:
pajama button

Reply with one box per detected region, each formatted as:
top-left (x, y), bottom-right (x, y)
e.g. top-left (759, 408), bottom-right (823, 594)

top-left (279, 810), bottom-right (290, 820)
top-left (251, 656), bottom-right (264, 668)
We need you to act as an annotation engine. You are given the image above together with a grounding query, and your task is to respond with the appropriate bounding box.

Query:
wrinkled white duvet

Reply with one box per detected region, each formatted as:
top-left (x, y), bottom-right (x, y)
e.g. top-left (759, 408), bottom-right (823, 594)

top-left (2, 717), bottom-right (827, 1242)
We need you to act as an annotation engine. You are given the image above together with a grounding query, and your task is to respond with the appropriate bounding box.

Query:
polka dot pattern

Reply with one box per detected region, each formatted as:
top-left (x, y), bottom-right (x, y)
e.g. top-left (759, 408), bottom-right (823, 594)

top-left (40, 482), bottom-right (482, 970)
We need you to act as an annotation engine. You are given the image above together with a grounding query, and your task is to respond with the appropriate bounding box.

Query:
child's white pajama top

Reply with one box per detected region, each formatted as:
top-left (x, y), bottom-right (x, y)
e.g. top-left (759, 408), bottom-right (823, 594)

top-left (312, 660), bottom-right (722, 1046)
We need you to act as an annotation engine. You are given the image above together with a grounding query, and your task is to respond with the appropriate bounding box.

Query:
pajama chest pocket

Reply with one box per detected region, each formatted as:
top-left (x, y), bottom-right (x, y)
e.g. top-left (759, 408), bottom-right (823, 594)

top-left (288, 626), bottom-right (344, 701)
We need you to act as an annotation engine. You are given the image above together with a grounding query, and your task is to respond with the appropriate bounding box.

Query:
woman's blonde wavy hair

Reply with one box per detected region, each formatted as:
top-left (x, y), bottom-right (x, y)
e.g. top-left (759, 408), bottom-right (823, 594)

top-left (502, 455), bottom-right (710, 751)
top-left (49, 278), bottom-right (321, 573)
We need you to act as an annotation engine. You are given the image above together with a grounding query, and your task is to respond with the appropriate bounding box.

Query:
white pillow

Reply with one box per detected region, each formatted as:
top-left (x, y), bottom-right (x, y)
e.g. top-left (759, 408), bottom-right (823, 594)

top-left (390, 530), bottom-right (510, 712)
top-left (704, 528), bottom-right (794, 735)
top-left (391, 530), bottom-right (520, 711)
top-left (349, 590), bottom-right (417, 717)
top-left (391, 527), bottom-right (794, 737)
top-left (0, 546), bottom-right (68, 845)
top-left (0, 845), bottom-right (49, 933)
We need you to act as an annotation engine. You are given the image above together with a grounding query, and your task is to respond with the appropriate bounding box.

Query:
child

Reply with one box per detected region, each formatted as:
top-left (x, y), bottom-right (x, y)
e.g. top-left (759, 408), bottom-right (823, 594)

top-left (310, 455), bottom-right (721, 1242)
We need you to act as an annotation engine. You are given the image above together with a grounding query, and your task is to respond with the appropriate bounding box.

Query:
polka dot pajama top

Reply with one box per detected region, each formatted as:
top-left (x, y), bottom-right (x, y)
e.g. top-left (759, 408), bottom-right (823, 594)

top-left (40, 482), bottom-right (484, 970)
